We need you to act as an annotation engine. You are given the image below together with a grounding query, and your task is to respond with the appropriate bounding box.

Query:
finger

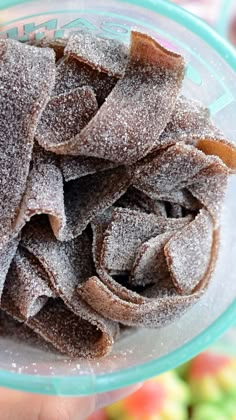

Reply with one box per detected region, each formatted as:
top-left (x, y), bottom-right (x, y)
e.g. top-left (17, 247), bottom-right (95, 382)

top-left (0, 387), bottom-right (95, 420)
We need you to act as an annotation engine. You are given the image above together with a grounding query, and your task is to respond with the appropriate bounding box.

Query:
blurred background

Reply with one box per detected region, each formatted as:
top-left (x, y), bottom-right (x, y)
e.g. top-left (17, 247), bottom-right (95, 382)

top-left (88, 1), bottom-right (236, 418)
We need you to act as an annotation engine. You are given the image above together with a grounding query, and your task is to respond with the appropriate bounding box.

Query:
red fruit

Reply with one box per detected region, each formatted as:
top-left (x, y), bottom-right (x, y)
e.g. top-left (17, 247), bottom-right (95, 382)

top-left (189, 352), bottom-right (230, 379)
top-left (87, 409), bottom-right (108, 420)
top-left (123, 380), bottom-right (167, 417)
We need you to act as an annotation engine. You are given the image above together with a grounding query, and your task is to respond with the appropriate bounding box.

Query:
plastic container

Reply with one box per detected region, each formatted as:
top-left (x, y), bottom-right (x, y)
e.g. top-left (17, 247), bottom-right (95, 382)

top-left (217, 0), bottom-right (236, 45)
top-left (0, 0), bottom-right (236, 397)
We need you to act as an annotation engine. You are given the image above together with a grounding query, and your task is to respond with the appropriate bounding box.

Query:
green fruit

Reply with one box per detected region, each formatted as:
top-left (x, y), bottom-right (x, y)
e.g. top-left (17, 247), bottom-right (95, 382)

top-left (192, 403), bottom-right (228, 420)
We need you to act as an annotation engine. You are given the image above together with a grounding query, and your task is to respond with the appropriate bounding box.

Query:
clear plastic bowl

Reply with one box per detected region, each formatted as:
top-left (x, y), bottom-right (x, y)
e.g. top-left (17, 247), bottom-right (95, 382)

top-left (0, 0), bottom-right (236, 397)
top-left (217, 0), bottom-right (236, 45)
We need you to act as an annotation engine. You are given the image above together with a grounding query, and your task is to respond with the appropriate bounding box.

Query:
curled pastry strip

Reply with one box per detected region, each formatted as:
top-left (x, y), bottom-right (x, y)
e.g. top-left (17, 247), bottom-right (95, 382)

top-left (0, 40), bottom-right (56, 247)
top-left (66, 31), bottom-right (185, 162)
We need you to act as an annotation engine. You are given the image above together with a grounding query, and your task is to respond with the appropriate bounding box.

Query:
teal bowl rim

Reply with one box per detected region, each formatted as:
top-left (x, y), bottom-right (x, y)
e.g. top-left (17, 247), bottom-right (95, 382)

top-left (0, 0), bottom-right (236, 396)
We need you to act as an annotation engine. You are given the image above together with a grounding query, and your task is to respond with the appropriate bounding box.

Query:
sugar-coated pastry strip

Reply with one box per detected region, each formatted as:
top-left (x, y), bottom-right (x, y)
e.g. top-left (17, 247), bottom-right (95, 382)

top-left (116, 188), bottom-right (167, 217)
top-left (165, 209), bottom-right (214, 294)
top-left (69, 31), bottom-right (185, 162)
top-left (20, 219), bottom-right (119, 357)
top-left (100, 207), bottom-right (193, 275)
top-left (0, 40), bottom-right (56, 246)
top-left (188, 160), bottom-right (229, 226)
top-left (36, 87), bottom-right (98, 154)
top-left (130, 231), bottom-right (174, 287)
top-left (134, 144), bottom-right (219, 197)
top-left (65, 32), bottom-right (129, 77)
top-left (53, 57), bottom-right (117, 105)
top-left (78, 219), bottom-right (218, 328)
top-left (159, 95), bottom-right (236, 171)
top-left (0, 236), bottom-right (20, 301)
top-left (60, 155), bottom-right (117, 182)
top-left (16, 149), bottom-right (132, 242)
top-left (3, 247), bottom-right (55, 319)
top-left (78, 275), bottom-right (201, 328)
top-left (34, 36), bottom-right (68, 60)
top-left (1, 291), bottom-right (115, 358)
top-left (91, 210), bottom-right (144, 304)
top-left (0, 310), bottom-right (58, 353)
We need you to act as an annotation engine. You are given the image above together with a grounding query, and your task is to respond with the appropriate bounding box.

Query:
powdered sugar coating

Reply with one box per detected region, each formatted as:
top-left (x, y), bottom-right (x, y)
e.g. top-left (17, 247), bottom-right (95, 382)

top-left (4, 247), bottom-right (55, 319)
top-left (36, 87), bottom-right (98, 154)
top-left (130, 231), bottom-right (175, 287)
top-left (60, 155), bottom-right (117, 181)
top-left (75, 31), bottom-right (185, 164)
top-left (65, 32), bottom-right (129, 77)
top-left (53, 57), bottom-right (117, 106)
top-left (101, 208), bottom-right (193, 275)
top-left (165, 209), bottom-right (214, 294)
top-left (0, 236), bottom-right (20, 300)
top-left (0, 40), bottom-right (55, 246)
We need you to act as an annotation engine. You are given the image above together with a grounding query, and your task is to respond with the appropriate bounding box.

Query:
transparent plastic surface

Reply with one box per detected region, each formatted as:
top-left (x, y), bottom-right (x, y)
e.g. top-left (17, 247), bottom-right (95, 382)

top-left (0, 0), bottom-right (235, 396)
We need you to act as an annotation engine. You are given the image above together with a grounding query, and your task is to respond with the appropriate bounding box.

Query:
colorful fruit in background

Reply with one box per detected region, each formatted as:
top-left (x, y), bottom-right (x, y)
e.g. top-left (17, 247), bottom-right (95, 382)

top-left (188, 352), bottom-right (236, 404)
top-left (188, 352), bottom-right (236, 419)
top-left (106, 371), bottom-right (190, 420)
top-left (87, 351), bottom-right (236, 419)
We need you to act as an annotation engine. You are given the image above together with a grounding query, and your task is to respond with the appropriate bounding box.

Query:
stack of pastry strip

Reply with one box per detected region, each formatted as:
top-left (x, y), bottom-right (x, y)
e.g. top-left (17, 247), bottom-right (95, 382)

top-left (0, 31), bottom-right (235, 358)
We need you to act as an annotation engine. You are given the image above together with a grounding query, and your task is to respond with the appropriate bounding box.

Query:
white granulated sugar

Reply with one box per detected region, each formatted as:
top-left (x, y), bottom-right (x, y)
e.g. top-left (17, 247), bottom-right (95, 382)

top-left (60, 155), bottom-right (117, 182)
top-left (34, 37), bottom-right (68, 61)
top-left (21, 220), bottom-right (119, 358)
top-left (15, 160), bottom-right (66, 241)
top-left (0, 40), bottom-right (55, 247)
top-left (73, 31), bottom-right (185, 164)
top-left (0, 31), bottom-right (234, 358)
top-left (130, 231), bottom-right (174, 287)
top-left (0, 236), bottom-right (20, 299)
top-left (165, 209), bottom-right (214, 294)
top-left (116, 187), bottom-right (167, 217)
top-left (65, 32), bottom-right (129, 78)
top-left (101, 207), bottom-right (192, 274)
top-left (4, 247), bottom-right (55, 319)
top-left (60, 166), bottom-right (132, 241)
top-left (53, 57), bottom-right (117, 106)
top-left (188, 160), bottom-right (229, 226)
top-left (36, 87), bottom-right (98, 154)
top-left (134, 144), bottom-right (217, 196)
top-left (159, 95), bottom-right (212, 147)
top-left (152, 189), bottom-right (200, 211)
top-left (78, 275), bottom-right (204, 328)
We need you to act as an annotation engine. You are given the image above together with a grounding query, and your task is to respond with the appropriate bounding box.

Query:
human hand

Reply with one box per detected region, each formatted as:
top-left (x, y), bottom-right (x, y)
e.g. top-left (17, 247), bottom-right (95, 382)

top-left (0, 383), bottom-right (142, 420)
